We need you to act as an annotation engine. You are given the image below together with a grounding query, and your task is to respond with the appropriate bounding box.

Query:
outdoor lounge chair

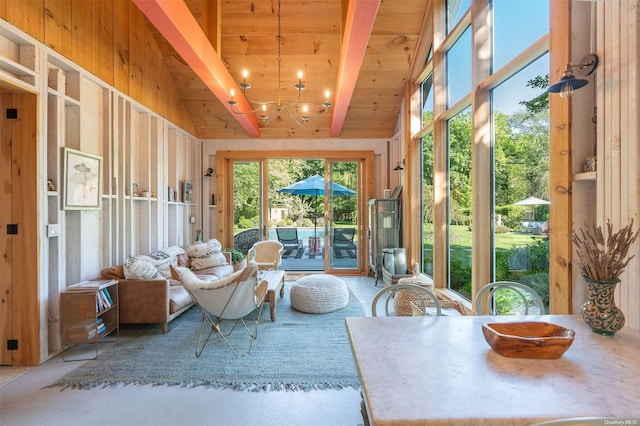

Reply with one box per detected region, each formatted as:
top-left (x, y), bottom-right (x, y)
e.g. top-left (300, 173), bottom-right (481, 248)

top-left (276, 227), bottom-right (304, 258)
top-left (332, 227), bottom-right (357, 257)
top-left (173, 263), bottom-right (267, 357)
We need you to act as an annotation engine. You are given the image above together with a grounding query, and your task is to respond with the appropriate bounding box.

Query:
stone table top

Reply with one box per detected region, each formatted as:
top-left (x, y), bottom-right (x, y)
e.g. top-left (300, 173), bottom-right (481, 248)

top-left (345, 315), bottom-right (640, 425)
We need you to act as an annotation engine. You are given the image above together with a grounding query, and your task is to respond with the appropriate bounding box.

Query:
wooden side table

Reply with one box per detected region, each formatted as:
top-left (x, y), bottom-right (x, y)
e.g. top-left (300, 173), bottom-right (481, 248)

top-left (258, 270), bottom-right (285, 321)
top-left (60, 279), bottom-right (119, 361)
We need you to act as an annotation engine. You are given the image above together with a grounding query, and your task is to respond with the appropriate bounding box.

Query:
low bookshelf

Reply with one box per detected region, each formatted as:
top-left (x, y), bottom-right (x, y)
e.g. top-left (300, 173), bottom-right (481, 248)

top-left (60, 279), bottom-right (119, 361)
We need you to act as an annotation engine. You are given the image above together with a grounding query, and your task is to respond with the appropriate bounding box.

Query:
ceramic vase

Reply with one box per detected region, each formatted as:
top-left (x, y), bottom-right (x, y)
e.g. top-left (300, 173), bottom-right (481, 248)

top-left (580, 277), bottom-right (625, 336)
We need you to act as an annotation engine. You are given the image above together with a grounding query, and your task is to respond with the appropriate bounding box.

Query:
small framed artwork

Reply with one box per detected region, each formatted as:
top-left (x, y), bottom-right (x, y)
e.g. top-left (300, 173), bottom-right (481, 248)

top-left (184, 180), bottom-right (193, 203)
top-left (63, 147), bottom-right (102, 210)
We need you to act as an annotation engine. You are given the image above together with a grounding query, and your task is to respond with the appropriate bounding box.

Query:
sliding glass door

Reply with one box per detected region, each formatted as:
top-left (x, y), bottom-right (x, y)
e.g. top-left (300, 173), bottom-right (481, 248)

top-left (223, 154), bottom-right (367, 273)
top-left (326, 161), bottom-right (359, 272)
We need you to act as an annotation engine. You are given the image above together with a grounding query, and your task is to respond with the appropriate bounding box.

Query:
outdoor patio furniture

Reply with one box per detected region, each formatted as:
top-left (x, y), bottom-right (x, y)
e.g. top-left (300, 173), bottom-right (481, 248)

top-left (247, 240), bottom-right (283, 270)
top-left (332, 227), bottom-right (357, 257)
top-left (475, 281), bottom-right (545, 315)
top-left (276, 227), bottom-right (304, 258)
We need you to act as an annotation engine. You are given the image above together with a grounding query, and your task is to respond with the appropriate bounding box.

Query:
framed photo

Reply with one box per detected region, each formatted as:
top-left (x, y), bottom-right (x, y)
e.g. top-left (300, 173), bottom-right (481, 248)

top-left (63, 147), bottom-right (102, 210)
top-left (184, 180), bottom-right (193, 203)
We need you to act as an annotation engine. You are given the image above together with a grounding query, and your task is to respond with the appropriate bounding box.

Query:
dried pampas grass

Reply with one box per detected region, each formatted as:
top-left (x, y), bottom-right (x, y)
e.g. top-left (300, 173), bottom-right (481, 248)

top-left (571, 219), bottom-right (639, 281)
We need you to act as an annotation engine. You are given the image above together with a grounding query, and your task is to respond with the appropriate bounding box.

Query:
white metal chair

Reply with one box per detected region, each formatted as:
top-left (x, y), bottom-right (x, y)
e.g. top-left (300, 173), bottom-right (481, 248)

top-left (474, 281), bottom-right (545, 315)
top-left (371, 284), bottom-right (442, 317)
top-left (174, 263), bottom-right (267, 357)
top-left (247, 240), bottom-right (283, 270)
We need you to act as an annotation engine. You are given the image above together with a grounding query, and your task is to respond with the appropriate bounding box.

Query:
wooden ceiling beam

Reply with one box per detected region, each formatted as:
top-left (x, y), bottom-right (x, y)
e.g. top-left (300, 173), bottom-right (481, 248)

top-left (330, 0), bottom-right (381, 137)
top-left (132, 0), bottom-right (260, 137)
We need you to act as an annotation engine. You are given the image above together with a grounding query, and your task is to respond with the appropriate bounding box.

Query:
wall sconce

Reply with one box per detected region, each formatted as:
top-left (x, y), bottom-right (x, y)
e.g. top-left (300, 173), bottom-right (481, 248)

top-left (204, 168), bottom-right (213, 177)
top-left (393, 160), bottom-right (405, 171)
top-left (548, 54), bottom-right (599, 98)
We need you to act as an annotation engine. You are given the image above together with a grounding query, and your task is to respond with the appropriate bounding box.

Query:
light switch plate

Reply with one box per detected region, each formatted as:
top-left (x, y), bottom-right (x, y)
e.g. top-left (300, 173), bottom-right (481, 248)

top-left (47, 223), bottom-right (61, 237)
top-left (189, 216), bottom-right (196, 224)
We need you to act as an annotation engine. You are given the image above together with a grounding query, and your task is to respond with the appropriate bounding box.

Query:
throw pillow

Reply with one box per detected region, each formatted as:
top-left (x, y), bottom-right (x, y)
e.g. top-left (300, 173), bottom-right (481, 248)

top-left (190, 252), bottom-right (228, 271)
top-left (206, 239), bottom-right (222, 252)
top-left (139, 251), bottom-right (172, 279)
top-left (100, 265), bottom-right (125, 280)
top-left (123, 256), bottom-right (161, 280)
top-left (185, 242), bottom-right (212, 259)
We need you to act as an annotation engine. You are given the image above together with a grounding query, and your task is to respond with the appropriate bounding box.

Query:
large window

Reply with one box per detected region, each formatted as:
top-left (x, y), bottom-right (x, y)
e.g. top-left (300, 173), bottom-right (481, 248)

top-left (421, 132), bottom-right (434, 275)
top-left (447, 107), bottom-right (472, 298)
top-left (491, 54), bottom-right (550, 312)
top-left (446, 26), bottom-right (472, 108)
top-left (447, 0), bottom-right (471, 33)
top-left (417, 1), bottom-right (549, 303)
top-left (421, 72), bottom-right (433, 127)
top-left (493, 0), bottom-right (549, 72)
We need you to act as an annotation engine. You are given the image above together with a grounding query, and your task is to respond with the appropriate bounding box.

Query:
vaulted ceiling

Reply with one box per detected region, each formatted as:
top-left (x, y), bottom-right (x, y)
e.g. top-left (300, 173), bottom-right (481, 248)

top-left (136, 0), bottom-right (428, 139)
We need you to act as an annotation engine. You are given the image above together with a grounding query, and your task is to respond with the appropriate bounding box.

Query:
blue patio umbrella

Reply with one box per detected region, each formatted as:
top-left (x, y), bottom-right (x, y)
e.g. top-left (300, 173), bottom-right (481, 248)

top-left (277, 174), bottom-right (356, 238)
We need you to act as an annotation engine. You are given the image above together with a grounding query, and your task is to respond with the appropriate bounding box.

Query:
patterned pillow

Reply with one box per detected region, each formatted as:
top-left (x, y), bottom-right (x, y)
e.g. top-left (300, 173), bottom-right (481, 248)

top-left (190, 252), bottom-right (228, 271)
top-left (123, 256), bottom-right (162, 280)
top-left (185, 242), bottom-right (212, 259)
top-left (139, 251), bottom-right (172, 279)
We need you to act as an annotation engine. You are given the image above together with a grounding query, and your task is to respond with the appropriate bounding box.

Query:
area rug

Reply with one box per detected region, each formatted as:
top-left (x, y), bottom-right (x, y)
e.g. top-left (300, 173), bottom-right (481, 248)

top-left (49, 288), bottom-right (364, 392)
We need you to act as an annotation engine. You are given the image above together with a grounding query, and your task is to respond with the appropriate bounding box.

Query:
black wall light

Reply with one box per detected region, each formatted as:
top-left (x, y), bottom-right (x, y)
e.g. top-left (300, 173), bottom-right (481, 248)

top-left (204, 168), bottom-right (214, 177)
top-left (393, 160), bottom-right (405, 171)
top-left (548, 54), bottom-right (599, 98)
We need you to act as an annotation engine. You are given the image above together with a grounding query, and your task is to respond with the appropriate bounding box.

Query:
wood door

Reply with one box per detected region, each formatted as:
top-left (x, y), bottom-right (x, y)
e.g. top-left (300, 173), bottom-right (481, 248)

top-left (0, 88), bottom-right (40, 366)
top-left (0, 92), bottom-right (14, 365)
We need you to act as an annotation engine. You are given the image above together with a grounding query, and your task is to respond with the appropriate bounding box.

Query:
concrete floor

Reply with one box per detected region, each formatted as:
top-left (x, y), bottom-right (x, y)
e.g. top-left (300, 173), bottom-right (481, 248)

top-left (0, 275), bottom-right (380, 426)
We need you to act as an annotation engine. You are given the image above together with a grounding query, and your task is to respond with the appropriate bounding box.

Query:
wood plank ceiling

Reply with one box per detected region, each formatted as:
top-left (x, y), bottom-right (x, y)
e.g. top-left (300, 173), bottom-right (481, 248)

top-left (143, 0), bottom-right (427, 139)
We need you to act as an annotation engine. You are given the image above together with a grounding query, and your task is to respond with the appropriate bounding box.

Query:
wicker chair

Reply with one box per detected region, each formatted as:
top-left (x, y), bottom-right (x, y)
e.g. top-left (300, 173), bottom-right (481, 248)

top-left (371, 284), bottom-right (442, 317)
top-left (247, 240), bottom-right (283, 270)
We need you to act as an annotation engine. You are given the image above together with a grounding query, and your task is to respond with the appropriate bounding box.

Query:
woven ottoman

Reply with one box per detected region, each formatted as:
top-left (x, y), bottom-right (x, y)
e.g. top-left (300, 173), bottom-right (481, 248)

top-left (290, 274), bottom-right (349, 314)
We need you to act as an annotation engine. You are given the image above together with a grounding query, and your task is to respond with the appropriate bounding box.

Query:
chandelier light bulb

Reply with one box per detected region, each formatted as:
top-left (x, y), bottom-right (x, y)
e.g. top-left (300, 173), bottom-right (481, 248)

top-left (226, 0), bottom-right (328, 127)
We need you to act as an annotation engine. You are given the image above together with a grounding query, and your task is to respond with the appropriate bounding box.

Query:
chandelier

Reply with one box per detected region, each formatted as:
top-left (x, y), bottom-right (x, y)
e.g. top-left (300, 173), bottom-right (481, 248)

top-left (227, 0), bottom-right (332, 127)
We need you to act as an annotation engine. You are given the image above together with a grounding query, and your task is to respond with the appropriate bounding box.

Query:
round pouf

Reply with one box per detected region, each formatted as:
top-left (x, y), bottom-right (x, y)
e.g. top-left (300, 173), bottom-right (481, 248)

top-left (290, 274), bottom-right (349, 314)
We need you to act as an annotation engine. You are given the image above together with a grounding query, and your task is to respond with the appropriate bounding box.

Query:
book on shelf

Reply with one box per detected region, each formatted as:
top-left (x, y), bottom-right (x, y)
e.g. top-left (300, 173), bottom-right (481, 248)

top-left (66, 279), bottom-right (116, 292)
top-left (101, 288), bottom-right (114, 305)
top-left (96, 289), bottom-right (112, 312)
top-left (69, 317), bottom-right (106, 339)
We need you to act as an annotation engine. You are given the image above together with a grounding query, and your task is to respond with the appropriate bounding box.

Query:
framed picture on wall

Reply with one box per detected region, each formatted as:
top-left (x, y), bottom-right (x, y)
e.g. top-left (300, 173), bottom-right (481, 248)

top-left (184, 180), bottom-right (193, 203)
top-left (63, 147), bottom-right (102, 210)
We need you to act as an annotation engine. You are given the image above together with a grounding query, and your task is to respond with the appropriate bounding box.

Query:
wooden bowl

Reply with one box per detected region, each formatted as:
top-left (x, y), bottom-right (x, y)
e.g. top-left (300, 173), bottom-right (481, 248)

top-left (482, 321), bottom-right (575, 359)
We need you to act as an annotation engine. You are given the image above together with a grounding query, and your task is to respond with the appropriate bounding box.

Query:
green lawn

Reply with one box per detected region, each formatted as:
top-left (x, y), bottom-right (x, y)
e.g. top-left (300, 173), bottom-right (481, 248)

top-left (422, 224), bottom-right (547, 267)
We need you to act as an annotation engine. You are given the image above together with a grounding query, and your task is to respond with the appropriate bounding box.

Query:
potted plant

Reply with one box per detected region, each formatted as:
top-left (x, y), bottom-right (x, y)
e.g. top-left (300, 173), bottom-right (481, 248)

top-left (222, 248), bottom-right (247, 271)
top-left (571, 219), bottom-right (639, 335)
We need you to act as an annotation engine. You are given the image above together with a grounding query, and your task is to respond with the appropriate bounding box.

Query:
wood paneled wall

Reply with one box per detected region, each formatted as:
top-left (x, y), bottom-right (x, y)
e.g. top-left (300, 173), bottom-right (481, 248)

top-left (595, 0), bottom-right (640, 330)
top-left (0, 0), bottom-right (195, 135)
